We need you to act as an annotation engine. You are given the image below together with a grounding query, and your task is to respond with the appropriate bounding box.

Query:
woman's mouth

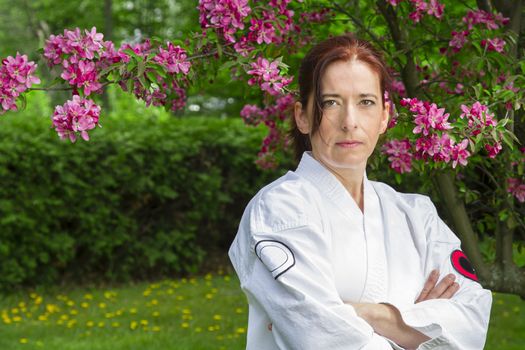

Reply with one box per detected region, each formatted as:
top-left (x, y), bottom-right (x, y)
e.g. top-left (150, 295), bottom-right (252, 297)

top-left (336, 140), bottom-right (363, 148)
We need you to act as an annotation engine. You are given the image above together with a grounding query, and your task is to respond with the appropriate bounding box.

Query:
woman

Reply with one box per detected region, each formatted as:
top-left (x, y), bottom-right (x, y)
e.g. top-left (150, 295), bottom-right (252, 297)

top-left (229, 34), bottom-right (491, 350)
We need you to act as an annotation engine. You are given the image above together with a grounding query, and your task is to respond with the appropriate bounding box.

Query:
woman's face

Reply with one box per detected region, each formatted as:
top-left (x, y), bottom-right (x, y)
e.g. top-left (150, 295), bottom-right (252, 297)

top-left (295, 59), bottom-right (389, 173)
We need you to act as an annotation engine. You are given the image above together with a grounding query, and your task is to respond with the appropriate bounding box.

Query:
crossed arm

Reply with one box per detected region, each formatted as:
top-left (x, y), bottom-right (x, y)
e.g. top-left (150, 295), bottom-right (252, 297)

top-left (348, 269), bottom-right (459, 349)
top-left (267, 269), bottom-right (459, 349)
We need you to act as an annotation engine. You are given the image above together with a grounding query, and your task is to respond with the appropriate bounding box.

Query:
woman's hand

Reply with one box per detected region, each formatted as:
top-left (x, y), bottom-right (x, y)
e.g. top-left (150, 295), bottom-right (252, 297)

top-left (415, 269), bottom-right (459, 303)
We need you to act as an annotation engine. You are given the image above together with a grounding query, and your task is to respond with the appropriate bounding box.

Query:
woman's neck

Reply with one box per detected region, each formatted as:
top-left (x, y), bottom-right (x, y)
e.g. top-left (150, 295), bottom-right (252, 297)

top-left (315, 158), bottom-right (365, 212)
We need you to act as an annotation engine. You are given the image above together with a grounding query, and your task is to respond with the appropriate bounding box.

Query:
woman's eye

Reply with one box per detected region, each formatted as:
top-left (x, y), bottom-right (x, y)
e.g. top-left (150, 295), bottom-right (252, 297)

top-left (360, 99), bottom-right (375, 106)
top-left (321, 100), bottom-right (337, 108)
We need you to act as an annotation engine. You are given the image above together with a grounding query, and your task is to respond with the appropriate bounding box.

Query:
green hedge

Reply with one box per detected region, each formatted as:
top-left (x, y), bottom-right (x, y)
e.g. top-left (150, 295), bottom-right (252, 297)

top-left (0, 112), bottom-right (282, 290)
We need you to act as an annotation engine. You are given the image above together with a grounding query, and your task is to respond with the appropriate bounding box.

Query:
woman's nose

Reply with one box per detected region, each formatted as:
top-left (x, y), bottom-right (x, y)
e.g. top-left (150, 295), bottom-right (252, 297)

top-left (341, 106), bottom-right (357, 130)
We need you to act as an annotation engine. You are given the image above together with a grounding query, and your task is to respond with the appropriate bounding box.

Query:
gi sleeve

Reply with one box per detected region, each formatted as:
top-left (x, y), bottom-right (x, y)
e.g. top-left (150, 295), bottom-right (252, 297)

top-left (399, 197), bottom-right (492, 350)
top-left (232, 182), bottom-right (394, 350)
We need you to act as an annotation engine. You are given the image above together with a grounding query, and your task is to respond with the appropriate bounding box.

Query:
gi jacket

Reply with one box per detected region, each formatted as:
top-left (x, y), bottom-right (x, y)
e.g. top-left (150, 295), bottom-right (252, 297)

top-left (229, 152), bottom-right (492, 350)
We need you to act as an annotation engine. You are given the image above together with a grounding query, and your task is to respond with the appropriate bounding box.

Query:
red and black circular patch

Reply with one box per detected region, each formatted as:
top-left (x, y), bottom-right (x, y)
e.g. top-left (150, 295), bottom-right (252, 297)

top-left (451, 250), bottom-right (478, 281)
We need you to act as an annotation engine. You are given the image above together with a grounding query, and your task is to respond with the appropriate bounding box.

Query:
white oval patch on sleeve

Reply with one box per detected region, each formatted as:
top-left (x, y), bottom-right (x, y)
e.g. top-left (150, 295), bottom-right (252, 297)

top-left (255, 240), bottom-right (295, 279)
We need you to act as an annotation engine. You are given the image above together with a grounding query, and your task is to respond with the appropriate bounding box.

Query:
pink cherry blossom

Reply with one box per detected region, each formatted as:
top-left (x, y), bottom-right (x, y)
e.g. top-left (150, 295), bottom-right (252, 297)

top-left (462, 10), bottom-right (509, 30)
top-left (507, 178), bottom-right (525, 203)
top-left (449, 30), bottom-right (469, 52)
top-left (240, 104), bottom-right (264, 126)
top-left (484, 142), bottom-right (502, 158)
top-left (388, 0), bottom-right (404, 6)
top-left (481, 38), bottom-right (506, 53)
top-left (247, 57), bottom-right (292, 96)
top-left (451, 139), bottom-right (471, 168)
top-left (383, 139), bottom-right (413, 173)
top-left (153, 42), bottom-right (191, 75)
top-left (198, 0), bottom-right (251, 43)
top-left (52, 95), bottom-right (100, 142)
top-left (0, 53), bottom-right (40, 113)
top-left (460, 102), bottom-right (496, 135)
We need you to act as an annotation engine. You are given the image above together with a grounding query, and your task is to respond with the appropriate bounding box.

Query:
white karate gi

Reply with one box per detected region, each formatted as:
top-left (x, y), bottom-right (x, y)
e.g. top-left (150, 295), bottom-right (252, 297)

top-left (229, 152), bottom-right (492, 350)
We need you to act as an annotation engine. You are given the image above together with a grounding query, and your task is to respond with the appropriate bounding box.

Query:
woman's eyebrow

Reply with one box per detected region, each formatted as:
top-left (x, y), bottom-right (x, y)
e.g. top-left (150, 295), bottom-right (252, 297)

top-left (358, 93), bottom-right (378, 99)
top-left (320, 93), bottom-right (342, 98)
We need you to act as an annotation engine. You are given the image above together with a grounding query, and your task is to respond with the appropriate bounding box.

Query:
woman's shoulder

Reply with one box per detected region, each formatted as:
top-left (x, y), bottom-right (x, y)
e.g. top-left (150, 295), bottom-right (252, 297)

top-left (244, 171), bottom-right (322, 233)
top-left (370, 180), bottom-right (435, 211)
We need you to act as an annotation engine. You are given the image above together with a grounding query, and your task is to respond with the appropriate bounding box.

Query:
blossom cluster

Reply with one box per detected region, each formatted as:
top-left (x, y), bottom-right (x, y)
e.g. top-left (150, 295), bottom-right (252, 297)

top-left (447, 10), bottom-right (509, 53)
top-left (508, 178), bottom-right (525, 203)
top-left (52, 95), bottom-right (100, 142)
top-left (384, 98), bottom-right (503, 173)
top-left (40, 27), bottom-right (193, 141)
top-left (408, 0), bottom-right (445, 23)
top-left (382, 139), bottom-right (413, 173)
top-left (247, 57), bottom-right (292, 96)
top-left (241, 93), bottom-right (294, 165)
top-left (198, 0), bottom-right (251, 43)
top-left (0, 53), bottom-right (40, 114)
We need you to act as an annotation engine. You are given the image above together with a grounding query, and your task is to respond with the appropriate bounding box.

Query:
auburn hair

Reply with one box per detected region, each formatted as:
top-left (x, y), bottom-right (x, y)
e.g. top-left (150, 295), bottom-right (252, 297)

top-left (290, 34), bottom-right (391, 161)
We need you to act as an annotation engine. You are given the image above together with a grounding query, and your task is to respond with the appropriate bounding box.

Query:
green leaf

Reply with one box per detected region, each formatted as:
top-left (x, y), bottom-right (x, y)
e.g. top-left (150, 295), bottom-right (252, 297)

top-left (137, 60), bottom-right (146, 78)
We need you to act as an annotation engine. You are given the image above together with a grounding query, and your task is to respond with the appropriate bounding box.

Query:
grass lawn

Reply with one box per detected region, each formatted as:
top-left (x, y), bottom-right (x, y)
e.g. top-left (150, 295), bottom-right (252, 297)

top-left (1, 272), bottom-right (524, 350)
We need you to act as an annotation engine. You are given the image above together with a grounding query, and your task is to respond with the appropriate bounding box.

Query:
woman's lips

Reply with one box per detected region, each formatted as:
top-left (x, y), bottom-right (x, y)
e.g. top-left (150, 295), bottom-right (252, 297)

top-left (336, 141), bottom-right (362, 148)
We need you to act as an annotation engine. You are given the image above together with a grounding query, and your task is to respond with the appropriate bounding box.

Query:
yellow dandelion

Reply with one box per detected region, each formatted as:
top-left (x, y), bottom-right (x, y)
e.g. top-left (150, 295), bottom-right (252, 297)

top-left (98, 303), bottom-right (107, 309)
top-left (211, 288), bottom-right (218, 293)
top-left (18, 302), bottom-right (26, 308)
top-left (235, 308), bottom-right (243, 314)
top-left (195, 327), bottom-right (202, 333)
top-left (176, 295), bottom-right (185, 301)
top-left (83, 294), bottom-right (93, 300)
top-left (181, 322), bottom-right (190, 328)
top-left (86, 321), bottom-right (94, 327)
top-left (151, 299), bottom-right (158, 305)
top-left (181, 278), bottom-right (187, 283)
top-left (213, 314), bottom-right (222, 321)
top-left (30, 293), bottom-right (38, 299)
top-left (513, 306), bottom-right (520, 313)
top-left (98, 321), bottom-right (105, 328)
top-left (46, 304), bottom-right (59, 314)
top-left (13, 316), bottom-right (22, 322)
top-left (11, 308), bottom-right (19, 314)
top-left (152, 326), bottom-right (161, 332)
top-left (190, 278), bottom-right (197, 284)
top-left (56, 319), bottom-right (63, 325)
top-left (3, 317), bottom-right (12, 324)
top-left (115, 309), bottom-right (124, 316)
top-left (130, 321), bottom-right (138, 330)
top-left (224, 275), bottom-right (231, 282)
top-left (216, 335), bottom-right (224, 340)
top-left (208, 325), bottom-right (216, 332)
top-left (66, 301), bottom-right (74, 307)
top-left (70, 309), bottom-right (78, 315)
top-left (105, 312), bottom-right (114, 318)
top-left (205, 273), bottom-right (213, 280)
top-left (35, 296), bottom-right (43, 305)
top-left (218, 269), bottom-right (224, 275)
top-left (60, 314), bottom-right (69, 321)
top-left (182, 314), bottom-right (193, 320)
top-left (80, 302), bottom-right (89, 308)
top-left (111, 322), bottom-right (120, 328)
top-left (19, 338), bottom-right (29, 344)
top-left (140, 320), bottom-right (148, 326)
top-left (236, 327), bottom-right (246, 334)
top-left (143, 290), bottom-right (152, 297)
top-left (67, 320), bottom-right (77, 328)
top-left (167, 289), bottom-right (174, 295)
top-left (152, 311), bottom-right (160, 317)
top-left (130, 308), bottom-right (138, 314)
top-left (205, 294), bottom-right (213, 300)
top-left (38, 315), bottom-right (48, 321)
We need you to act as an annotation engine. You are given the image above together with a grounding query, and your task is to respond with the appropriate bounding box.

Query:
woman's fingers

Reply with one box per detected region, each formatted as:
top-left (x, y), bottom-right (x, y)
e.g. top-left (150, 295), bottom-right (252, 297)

top-left (427, 273), bottom-right (456, 299)
top-left (415, 269), bottom-right (439, 303)
top-left (439, 282), bottom-right (460, 299)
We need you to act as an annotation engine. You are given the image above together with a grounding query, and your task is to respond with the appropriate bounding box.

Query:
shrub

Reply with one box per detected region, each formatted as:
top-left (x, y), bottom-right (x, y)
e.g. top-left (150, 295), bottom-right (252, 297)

top-left (0, 112), bottom-right (282, 290)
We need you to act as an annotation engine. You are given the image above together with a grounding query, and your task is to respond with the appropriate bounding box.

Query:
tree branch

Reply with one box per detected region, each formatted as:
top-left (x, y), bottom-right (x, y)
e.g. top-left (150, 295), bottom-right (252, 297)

top-left (376, 0), bottom-right (420, 97)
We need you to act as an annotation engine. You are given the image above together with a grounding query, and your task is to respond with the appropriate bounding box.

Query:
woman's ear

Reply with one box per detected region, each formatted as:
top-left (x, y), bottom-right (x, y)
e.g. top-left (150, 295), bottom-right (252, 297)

top-left (294, 101), bottom-right (310, 134)
top-left (379, 100), bottom-right (391, 134)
